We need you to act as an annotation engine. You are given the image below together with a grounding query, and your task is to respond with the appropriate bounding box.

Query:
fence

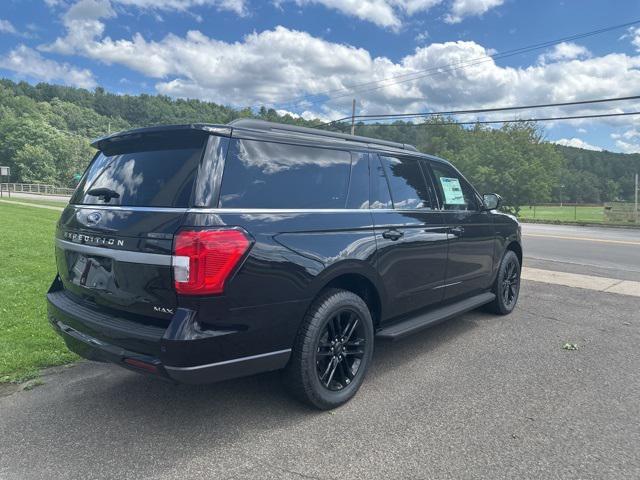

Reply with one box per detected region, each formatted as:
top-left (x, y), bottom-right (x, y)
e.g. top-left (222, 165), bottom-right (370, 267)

top-left (518, 203), bottom-right (638, 224)
top-left (0, 183), bottom-right (74, 197)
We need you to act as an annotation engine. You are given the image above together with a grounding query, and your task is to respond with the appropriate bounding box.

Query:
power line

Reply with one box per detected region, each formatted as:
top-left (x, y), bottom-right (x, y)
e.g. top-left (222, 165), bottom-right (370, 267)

top-left (258, 19), bottom-right (640, 112)
top-left (339, 111), bottom-right (640, 128)
top-left (318, 94), bottom-right (640, 126)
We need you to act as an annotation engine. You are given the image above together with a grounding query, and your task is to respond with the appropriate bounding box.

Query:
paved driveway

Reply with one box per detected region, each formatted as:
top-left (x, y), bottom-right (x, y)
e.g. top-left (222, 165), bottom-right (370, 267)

top-left (1, 279), bottom-right (639, 480)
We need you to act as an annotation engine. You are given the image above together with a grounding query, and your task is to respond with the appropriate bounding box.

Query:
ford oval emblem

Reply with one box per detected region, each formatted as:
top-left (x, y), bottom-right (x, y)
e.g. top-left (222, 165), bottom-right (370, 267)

top-left (87, 212), bottom-right (102, 225)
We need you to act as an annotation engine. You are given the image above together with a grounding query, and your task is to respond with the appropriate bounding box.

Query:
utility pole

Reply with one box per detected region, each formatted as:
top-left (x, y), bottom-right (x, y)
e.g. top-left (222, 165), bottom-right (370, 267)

top-left (108, 121), bottom-right (111, 135)
top-left (350, 99), bottom-right (356, 136)
top-left (635, 172), bottom-right (638, 224)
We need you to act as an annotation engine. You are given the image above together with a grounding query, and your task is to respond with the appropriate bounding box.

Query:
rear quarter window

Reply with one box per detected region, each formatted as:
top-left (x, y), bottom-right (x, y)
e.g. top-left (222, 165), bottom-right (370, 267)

top-left (218, 139), bottom-right (351, 209)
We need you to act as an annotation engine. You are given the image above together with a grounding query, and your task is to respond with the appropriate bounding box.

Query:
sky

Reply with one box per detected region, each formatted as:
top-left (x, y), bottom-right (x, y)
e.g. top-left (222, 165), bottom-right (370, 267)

top-left (1, 0), bottom-right (640, 153)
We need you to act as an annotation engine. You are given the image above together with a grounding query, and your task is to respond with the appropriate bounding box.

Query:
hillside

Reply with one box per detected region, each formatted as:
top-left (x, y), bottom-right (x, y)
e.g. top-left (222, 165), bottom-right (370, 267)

top-left (0, 79), bottom-right (638, 208)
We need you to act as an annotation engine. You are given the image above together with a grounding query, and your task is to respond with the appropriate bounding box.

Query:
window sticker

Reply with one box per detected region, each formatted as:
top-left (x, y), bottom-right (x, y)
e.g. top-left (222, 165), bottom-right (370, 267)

top-left (439, 177), bottom-right (466, 205)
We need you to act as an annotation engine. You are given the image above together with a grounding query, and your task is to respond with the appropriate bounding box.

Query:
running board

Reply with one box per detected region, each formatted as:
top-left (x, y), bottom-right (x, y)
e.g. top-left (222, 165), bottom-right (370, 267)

top-left (375, 292), bottom-right (495, 341)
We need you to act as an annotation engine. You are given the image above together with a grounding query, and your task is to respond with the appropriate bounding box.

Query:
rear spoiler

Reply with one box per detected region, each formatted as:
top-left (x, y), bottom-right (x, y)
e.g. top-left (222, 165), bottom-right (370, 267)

top-left (91, 124), bottom-right (232, 150)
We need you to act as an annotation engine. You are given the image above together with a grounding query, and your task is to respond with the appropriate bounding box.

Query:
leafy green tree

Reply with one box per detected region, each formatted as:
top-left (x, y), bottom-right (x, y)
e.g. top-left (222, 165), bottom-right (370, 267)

top-left (1, 78), bottom-right (639, 208)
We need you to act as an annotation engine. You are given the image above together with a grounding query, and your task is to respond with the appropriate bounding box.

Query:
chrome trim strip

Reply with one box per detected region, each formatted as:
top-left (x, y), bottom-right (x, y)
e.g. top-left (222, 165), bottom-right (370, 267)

top-left (187, 208), bottom-right (375, 214)
top-left (67, 206), bottom-right (475, 214)
top-left (433, 281), bottom-right (463, 290)
top-left (55, 239), bottom-right (172, 266)
top-left (186, 208), bottom-right (443, 214)
top-left (164, 349), bottom-right (292, 372)
top-left (69, 205), bottom-right (188, 213)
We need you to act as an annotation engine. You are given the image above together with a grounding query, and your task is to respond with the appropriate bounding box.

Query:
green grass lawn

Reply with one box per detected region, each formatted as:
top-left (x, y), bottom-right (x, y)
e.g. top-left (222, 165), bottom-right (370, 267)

top-left (518, 205), bottom-right (604, 223)
top-left (0, 196), bottom-right (69, 208)
top-left (0, 202), bottom-right (77, 382)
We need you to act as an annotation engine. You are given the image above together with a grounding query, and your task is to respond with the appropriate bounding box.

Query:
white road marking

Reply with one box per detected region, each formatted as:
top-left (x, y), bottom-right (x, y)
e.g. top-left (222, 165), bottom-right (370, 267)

top-left (523, 233), bottom-right (640, 246)
top-left (522, 267), bottom-right (640, 298)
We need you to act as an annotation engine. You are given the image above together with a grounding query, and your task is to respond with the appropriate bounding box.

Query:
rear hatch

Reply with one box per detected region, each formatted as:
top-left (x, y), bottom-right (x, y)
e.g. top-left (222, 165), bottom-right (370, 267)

top-left (55, 129), bottom-right (209, 323)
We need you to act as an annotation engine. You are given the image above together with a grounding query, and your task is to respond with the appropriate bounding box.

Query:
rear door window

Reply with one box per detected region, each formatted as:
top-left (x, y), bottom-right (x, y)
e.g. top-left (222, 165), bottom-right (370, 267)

top-left (219, 139), bottom-right (351, 209)
top-left (72, 132), bottom-right (206, 207)
top-left (379, 155), bottom-right (435, 210)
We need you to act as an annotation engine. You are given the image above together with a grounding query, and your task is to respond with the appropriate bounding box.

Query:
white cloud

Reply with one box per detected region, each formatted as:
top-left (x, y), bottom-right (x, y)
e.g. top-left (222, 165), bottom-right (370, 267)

top-left (621, 27), bottom-right (640, 52)
top-left (611, 128), bottom-right (640, 154)
top-left (0, 19), bottom-right (17, 35)
top-left (65, 0), bottom-right (115, 21)
top-left (0, 45), bottom-right (96, 88)
top-left (292, 0), bottom-right (405, 29)
top-left (288, 0), bottom-right (501, 29)
top-left (46, 0), bottom-right (504, 32)
top-left (40, 3), bottom-right (640, 129)
top-left (552, 138), bottom-right (603, 151)
top-left (632, 27), bottom-right (640, 52)
top-left (444, 0), bottom-right (504, 24)
top-left (415, 30), bottom-right (430, 43)
top-left (538, 42), bottom-right (591, 64)
top-left (275, 109), bottom-right (325, 121)
top-left (113, 0), bottom-right (247, 15)
top-left (45, 0), bottom-right (248, 16)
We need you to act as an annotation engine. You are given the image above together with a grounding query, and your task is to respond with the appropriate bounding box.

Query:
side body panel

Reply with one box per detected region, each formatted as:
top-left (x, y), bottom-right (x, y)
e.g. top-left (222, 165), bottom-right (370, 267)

top-left (169, 210), bottom-right (379, 367)
top-left (440, 209), bottom-right (496, 300)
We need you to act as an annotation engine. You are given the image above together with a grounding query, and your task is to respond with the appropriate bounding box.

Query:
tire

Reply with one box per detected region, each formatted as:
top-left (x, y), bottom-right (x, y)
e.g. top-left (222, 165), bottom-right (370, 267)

top-left (283, 288), bottom-right (374, 410)
top-left (485, 250), bottom-right (521, 315)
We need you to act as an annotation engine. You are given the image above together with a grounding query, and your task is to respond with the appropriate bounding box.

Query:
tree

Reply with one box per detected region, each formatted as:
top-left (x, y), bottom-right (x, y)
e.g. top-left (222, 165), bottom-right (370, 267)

top-left (1, 78), bottom-right (639, 209)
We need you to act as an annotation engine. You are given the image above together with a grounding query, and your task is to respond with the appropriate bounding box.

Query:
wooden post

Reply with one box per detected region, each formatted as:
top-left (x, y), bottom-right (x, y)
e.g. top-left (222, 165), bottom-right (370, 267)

top-left (350, 99), bottom-right (356, 136)
top-left (635, 173), bottom-right (638, 224)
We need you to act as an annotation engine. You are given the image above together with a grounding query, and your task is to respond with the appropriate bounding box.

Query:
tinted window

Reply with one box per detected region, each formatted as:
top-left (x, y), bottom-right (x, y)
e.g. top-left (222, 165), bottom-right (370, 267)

top-left (370, 155), bottom-right (393, 209)
top-left (72, 133), bottom-right (205, 207)
top-left (380, 155), bottom-right (434, 210)
top-left (219, 139), bottom-right (351, 209)
top-left (346, 153), bottom-right (370, 209)
top-left (429, 161), bottom-right (479, 211)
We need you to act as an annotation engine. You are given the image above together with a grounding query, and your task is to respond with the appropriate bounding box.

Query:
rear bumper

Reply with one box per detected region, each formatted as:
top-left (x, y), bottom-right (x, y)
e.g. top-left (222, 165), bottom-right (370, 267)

top-left (46, 281), bottom-right (292, 384)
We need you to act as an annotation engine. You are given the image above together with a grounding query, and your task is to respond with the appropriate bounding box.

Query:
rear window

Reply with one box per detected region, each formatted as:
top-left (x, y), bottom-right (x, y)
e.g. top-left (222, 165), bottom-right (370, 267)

top-left (218, 139), bottom-right (351, 209)
top-left (71, 132), bottom-right (206, 207)
top-left (379, 155), bottom-right (435, 210)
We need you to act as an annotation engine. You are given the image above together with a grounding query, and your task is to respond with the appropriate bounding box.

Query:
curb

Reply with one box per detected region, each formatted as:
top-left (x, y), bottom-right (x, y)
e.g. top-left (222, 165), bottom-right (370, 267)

top-left (518, 218), bottom-right (640, 230)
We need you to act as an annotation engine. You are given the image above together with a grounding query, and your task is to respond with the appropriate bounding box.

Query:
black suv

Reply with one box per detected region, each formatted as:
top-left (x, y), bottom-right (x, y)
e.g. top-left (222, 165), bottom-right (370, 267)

top-left (47, 119), bottom-right (522, 409)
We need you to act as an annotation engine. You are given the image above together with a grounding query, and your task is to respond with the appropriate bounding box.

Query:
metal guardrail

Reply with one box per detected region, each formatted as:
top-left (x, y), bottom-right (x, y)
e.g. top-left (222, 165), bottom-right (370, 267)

top-left (0, 183), bottom-right (74, 197)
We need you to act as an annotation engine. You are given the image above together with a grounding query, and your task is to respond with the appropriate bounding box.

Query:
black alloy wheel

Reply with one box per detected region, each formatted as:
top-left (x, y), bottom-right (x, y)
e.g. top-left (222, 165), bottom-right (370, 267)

top-left (283, 288), bottom-right (374, 410)
top-left (315, 309), bottom-right (366, 391)
top-left (501, 258), bottom-right (520, 309)
top-left (486, 250), bottom-right (521, 315)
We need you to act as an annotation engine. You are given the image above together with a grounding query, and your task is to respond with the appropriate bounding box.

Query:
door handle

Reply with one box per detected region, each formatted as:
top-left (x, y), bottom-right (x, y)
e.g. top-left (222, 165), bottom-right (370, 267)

top-left (450, 226), bottom-right (464, 237)
top-left (382, 229), bottom-right (404, 241)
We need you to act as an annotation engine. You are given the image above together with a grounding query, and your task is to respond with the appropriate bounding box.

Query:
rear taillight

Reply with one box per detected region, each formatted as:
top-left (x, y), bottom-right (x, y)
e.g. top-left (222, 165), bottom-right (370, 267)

top-left (172, 228), bottom-right (251, 295)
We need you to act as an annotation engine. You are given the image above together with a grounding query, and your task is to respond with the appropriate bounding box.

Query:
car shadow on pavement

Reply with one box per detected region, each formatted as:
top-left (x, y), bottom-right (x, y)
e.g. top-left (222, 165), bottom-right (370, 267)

top-left (0, 309), bottom-right (500, 479)
top-left (3, 310), bottom-right (491, 468)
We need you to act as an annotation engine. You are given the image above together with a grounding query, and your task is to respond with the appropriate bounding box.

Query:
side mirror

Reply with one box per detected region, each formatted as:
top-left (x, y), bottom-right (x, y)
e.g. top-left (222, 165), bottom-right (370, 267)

top-left (483, 193), bottom-right (502, 210)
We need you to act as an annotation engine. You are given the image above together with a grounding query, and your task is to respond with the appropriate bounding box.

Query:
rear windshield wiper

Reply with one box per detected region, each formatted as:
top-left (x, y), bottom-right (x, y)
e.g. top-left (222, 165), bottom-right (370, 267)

top-left (87, 187), bottom-right (121, 201)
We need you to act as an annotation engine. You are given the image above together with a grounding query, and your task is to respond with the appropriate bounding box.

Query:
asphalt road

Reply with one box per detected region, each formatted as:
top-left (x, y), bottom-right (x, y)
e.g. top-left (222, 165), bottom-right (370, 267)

top-left (2, 279), bottom-right (639, 480)
top-left (1, 221), bottom-right (639, 479)
top-left (522, 223), bottom-right (640, 281)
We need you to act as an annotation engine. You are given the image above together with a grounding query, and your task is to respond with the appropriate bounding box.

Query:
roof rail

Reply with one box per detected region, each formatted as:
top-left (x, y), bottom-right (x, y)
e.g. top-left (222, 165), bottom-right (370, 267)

top-left (229, 119), bottom-right (418, 152)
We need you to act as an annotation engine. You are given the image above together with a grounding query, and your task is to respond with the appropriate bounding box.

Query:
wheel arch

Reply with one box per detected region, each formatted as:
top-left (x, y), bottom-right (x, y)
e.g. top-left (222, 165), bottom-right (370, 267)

top-left (309, 261), bottom-right (386, 328)
top-left (506, 240), bottom-right (522, 266)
